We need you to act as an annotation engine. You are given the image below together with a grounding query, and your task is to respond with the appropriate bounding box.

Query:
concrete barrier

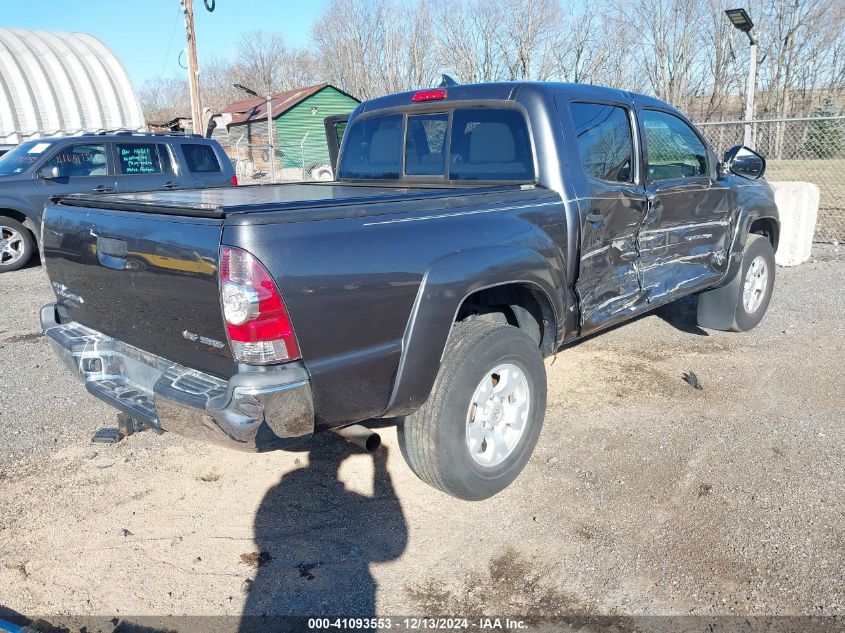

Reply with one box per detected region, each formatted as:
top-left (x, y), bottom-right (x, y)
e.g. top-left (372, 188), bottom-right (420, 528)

top-left (769, 181), bottom-right (820, 267)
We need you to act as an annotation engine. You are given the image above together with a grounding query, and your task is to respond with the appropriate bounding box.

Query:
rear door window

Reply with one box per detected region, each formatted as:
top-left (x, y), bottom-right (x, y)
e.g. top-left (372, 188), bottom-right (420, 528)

top-left (181, 143), bottom-right (221, 173)
top-left (405, 113), bottom-right (447, 176)
top-left (116, 143), bottom-right (168, 174)
top-left (45, 144), bottom-right (108, 177)
top-left (338, 114), bottom-right (403, 180)
top-left (570, 103), bottom-right (634, 183)
top-left (449, 108), bottom-right (534, 181)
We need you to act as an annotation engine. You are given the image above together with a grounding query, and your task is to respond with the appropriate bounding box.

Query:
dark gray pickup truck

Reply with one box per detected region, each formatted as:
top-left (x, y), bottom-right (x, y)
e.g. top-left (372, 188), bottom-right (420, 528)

top-left (40, 82), bottom-right (779, 500)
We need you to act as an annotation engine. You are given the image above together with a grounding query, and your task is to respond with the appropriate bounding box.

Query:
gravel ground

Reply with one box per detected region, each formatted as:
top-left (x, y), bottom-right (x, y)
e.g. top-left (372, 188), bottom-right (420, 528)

top-left (0, 246), bottom-right (843, 628)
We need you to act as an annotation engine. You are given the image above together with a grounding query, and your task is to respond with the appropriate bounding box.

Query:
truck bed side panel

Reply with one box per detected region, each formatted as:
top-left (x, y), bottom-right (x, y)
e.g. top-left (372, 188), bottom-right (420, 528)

top-left (224, 188), bottom-right (566, 428)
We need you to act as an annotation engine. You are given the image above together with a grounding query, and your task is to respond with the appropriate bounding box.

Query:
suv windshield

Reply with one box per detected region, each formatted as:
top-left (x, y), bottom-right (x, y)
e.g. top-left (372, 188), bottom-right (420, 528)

top-left (0, 140), bottom-right (57, 175)
top-left (337, 107), bottom-right (534, 182)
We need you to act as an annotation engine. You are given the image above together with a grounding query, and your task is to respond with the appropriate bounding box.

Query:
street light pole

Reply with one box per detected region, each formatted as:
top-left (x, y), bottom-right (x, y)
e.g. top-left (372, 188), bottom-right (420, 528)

top-left (725, 8), bottom-right (757, 148)
top-left (743, 39), bottom-right (758, 148)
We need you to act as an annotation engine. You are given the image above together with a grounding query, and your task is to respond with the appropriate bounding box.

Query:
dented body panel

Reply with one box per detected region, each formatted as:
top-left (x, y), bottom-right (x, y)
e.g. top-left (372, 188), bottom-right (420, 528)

top-left (40, 81), bottom-right (778, 450)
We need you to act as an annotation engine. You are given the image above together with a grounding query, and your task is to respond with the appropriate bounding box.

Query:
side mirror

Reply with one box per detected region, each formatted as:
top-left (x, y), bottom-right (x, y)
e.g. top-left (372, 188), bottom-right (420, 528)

top-left (38, 165), bottom-right (62, 179)
top-left (723, 145), bottom-right (765, 180)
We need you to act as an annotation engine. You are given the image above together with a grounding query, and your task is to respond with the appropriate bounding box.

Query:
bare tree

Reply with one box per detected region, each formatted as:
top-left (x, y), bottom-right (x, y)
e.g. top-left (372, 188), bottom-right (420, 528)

top-left (432, 0), bottom-right (503, 83)
top-left (493, 0), bottom-right (560, 80)
top-left (228, 30), bottom-right (318, 97)
top-left (138, 76), bottom-right (190, 123)
top-left (184, 0), bottom-right (845, 124)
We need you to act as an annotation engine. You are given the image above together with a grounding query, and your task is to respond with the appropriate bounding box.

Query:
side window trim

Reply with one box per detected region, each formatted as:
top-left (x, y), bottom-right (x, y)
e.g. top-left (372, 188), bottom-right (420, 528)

top-left (568, 99), bottom-right (639, 186)
top-left (160, 143), bottom-right (178, 176)
top-left (640, 107), bottom-right (711, 186)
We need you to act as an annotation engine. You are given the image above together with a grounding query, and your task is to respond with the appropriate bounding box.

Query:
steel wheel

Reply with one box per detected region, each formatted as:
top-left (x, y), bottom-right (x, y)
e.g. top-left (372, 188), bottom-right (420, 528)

top-left (742, 255), bottom-right (768, 314)
top-left (466, 363), bottom-right (530, 467)
top-left (0, 224), bottom-right (25, 266)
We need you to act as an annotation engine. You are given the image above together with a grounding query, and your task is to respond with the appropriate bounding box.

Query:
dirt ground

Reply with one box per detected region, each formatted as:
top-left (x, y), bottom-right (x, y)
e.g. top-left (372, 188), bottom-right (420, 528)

top-left (1, 247), bottom-right (843, 629)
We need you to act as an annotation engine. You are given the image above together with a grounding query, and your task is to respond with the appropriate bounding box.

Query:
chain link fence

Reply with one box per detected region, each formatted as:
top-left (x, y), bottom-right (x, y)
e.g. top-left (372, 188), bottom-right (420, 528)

top-left (697, 116), bottom-right (845, 243)
top-left (219, 138), bottom-right (335, 186)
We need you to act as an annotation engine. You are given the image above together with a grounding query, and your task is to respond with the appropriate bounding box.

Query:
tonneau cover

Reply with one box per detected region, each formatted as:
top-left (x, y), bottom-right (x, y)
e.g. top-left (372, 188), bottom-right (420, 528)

top-left (56, 182), bottom-right (516, 218)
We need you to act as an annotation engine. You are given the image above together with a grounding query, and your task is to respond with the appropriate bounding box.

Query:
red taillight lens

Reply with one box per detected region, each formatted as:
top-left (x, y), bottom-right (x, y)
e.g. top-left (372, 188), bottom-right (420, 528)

top-left (220, 246), bottom-right (300, 364)
top-left (412, 89), bottom-right (446, 102)
top-left (231, 175), bottom-right (239, 186)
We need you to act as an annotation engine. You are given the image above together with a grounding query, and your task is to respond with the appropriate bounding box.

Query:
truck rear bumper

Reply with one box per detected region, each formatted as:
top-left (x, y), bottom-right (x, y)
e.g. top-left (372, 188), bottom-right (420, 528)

top-left (40, 304), bottom-right (314, 452)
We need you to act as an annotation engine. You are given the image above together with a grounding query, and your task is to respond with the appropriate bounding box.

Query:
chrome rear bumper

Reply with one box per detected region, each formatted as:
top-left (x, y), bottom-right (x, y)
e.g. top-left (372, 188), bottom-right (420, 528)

top-left (41, 304), bottom-right (314, 452)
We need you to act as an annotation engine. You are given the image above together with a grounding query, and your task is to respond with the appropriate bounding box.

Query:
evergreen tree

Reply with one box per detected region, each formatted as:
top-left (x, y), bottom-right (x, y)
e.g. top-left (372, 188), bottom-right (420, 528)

top-left (804, 97), bottom-right (843, 159)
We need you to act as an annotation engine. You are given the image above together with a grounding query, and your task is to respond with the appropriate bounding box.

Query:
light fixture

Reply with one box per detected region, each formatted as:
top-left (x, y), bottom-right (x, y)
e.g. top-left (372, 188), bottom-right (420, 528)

top-left (725, 8), bottom-right (753, 33)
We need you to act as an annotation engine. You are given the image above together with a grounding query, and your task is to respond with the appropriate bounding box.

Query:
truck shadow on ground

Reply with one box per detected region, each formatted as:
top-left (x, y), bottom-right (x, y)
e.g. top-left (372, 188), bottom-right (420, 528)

top-left (239, 431), bottom-right (408, 632)
top-left (653, 294), bottom-right (709, 336)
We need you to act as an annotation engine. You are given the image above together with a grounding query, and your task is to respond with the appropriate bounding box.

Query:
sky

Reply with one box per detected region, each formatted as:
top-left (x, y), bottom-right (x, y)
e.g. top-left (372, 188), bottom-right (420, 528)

top-left (2, 0), bottom-right (330, 87)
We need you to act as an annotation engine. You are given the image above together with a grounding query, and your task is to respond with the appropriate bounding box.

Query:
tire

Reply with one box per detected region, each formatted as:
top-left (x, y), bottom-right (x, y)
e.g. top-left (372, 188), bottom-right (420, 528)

top-left (399, 320), bottom-right (547, 500)
top-left (0, 218), bottom-right (34, 273)
top-left (697, 234), bottom-right (775, 332)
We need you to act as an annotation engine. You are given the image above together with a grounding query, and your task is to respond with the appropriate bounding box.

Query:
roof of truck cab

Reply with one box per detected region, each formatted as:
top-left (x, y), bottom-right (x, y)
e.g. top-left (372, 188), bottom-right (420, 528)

top-left (359, 81), bottom-right (683, 118)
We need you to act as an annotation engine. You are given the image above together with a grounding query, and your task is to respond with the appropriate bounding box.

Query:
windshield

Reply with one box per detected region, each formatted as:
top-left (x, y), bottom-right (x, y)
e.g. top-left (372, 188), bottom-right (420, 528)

top-left (337, 107), bottom-right (535, 182)
top-left (0, 140), bottom-right (58, 175)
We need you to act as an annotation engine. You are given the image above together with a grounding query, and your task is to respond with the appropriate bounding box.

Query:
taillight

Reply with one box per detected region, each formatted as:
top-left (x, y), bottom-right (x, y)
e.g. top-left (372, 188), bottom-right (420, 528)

top-left (220, 246), bottom-right (300, 364)
top-left (231, 175), bottom-right (239, 186)
top-left (412, 89), bottom-right (446, 102)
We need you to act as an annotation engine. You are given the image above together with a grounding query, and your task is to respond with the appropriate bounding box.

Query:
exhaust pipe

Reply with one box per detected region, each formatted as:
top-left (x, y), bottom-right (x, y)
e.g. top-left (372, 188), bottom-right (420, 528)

top-left (332, 424), bottom-right (381, 452)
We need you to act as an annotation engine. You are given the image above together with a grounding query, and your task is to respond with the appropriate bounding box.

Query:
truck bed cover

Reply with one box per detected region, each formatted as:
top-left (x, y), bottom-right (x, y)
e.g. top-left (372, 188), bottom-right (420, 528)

top-left (56, 182), bottom-right (527, 219)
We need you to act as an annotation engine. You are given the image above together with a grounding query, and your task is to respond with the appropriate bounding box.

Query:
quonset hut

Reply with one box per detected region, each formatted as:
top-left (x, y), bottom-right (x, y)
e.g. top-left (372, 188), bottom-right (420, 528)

top-left (0, 28), bottom-right (145, 149)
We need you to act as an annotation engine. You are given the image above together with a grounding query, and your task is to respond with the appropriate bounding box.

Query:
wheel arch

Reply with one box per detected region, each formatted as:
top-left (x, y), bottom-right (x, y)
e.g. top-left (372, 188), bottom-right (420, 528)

top-left (748, 216), bottom-right (779, 252)
top-left (382, 246), bottom-right (566, 418)
top-left (0, 207), bottom-right (37, 239)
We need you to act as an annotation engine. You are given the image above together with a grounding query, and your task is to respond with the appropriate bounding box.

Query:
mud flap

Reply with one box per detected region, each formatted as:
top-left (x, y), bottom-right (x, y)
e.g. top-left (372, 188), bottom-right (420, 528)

top-left (696, 265), bottom-right (742, 330)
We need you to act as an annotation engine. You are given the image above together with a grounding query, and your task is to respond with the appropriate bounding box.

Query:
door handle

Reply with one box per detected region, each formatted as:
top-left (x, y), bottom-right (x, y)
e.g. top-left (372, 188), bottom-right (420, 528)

top-left (163, 181), bottom-right (179, 190)
top-left (91, 185), bottom-right (113, 193)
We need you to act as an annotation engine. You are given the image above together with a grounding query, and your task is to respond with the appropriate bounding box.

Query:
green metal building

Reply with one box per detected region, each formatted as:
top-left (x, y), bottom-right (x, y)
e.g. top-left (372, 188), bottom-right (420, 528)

top-left (223, 83), bottom-right (359, 171)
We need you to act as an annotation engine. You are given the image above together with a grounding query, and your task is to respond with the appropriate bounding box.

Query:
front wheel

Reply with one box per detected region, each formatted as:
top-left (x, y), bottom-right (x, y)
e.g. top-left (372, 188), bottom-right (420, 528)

top-left (697, 234), bottom-right (775, 332)
top-left (399, 320), bottom-right (547, 500)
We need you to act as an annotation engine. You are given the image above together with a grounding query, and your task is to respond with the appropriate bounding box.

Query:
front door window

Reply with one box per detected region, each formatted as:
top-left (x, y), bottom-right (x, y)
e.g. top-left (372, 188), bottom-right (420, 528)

top-left (45, 144), bottom-right (108, 177)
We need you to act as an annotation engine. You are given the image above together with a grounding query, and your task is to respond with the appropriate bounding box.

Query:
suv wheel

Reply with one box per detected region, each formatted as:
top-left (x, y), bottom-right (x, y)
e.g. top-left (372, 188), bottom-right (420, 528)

top-left (399, 320), bottom-right (547, 500)
top-left (0, 218), bottom-right (34, 272)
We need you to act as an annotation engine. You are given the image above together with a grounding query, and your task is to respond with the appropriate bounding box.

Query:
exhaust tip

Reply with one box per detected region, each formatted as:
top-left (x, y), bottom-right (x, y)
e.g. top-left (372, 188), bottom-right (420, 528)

top-left (332, 424), bottom-right (381, 452)
top-left (364, 431), bottom-right (381, 452)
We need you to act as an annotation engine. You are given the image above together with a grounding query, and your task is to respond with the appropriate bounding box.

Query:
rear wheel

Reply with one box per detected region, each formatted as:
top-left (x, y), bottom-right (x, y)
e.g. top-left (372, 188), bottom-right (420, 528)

top-left (0, 218), bottom-right (34, 272)
top-left (399, 320), bottom-right (547, 500)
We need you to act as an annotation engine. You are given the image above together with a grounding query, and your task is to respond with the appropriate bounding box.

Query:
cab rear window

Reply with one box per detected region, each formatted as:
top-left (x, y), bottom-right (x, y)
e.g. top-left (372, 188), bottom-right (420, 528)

top-left (337, 107), bottom-right (534, 182)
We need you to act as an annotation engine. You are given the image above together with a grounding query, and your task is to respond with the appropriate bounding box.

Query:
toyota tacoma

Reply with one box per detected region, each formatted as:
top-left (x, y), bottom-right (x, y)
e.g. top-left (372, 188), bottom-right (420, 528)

top-left (39, 82), bottom-right (779, 500)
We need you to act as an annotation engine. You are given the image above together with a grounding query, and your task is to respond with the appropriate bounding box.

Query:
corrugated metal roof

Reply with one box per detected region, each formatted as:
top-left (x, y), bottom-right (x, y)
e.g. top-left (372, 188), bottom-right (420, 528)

top-left (0, 27), bottom-right (145, 144)
top-left (225, 83), bottom-right (357, 126)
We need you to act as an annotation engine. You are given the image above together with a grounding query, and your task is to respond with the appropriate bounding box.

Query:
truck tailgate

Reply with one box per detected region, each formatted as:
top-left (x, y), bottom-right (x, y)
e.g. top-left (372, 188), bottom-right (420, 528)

top-left (41, 203), bottom-right (233, 378)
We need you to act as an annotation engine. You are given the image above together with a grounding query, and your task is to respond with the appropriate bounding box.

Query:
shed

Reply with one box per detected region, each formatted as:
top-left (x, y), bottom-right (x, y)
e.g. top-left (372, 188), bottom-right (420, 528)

top-left (223, 83), bottom-right (359, 175)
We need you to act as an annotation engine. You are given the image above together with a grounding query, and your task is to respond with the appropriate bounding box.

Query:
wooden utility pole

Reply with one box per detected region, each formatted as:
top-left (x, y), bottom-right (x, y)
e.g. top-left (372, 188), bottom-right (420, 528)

top-left (182, 0), bottom-right (203, 135)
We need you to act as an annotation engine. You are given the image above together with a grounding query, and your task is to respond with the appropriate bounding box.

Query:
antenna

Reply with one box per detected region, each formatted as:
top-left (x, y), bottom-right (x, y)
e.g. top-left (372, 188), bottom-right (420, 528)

top-left (439, 74), bottom-right (459, 88)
